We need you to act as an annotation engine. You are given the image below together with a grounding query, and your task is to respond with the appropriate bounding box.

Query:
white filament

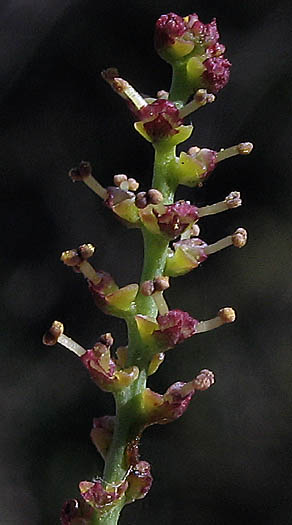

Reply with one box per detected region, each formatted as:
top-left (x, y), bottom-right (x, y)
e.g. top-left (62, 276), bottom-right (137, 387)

top-left (58, 334), bottom-right (86, 357)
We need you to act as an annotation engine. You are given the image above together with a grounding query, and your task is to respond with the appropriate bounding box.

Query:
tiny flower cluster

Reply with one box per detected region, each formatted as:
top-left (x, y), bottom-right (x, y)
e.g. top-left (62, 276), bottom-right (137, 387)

top-left (155, 12), bottom-right (231, 95)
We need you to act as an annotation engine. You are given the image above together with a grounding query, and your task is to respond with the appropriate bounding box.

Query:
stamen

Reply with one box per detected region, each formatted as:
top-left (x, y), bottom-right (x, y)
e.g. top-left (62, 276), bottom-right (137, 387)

top-left (180, 369), bottom-right (215, 397)
top-left (180, 223), bottom-right (200, 239)
top-left (43, 321), bottom-right (86, 357)
top-left (204, 235), bottom-right (233, 255)
top-left (216, 142), bottom-right (253, 162)
top-left (58, 333), bottom-right (87, 357)
top-left (83, 175), bottom-right (108, 200)
top-left (198, 191), bottom-right (241, 218)
top-left (153, 291), bottom-right (169, 315)
top-left (69, 162), bottom-right (108, 200)
top-left (196, 307), bottom-right (236, 333)
top-left (179, 89), bottom-right (215, 118)
top-left (103, 70), bottom-right (147, 110)
top-left (60, 245), bottom-right (102, 285)
top-left (79, 261), bottom-right (102, 285)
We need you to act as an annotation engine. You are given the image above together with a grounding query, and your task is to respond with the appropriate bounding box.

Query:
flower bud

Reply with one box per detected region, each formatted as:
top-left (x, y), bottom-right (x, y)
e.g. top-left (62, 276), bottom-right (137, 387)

top-left (177, 148), bottom-right (217, 187)
top-left (140, 201), bottom-right (199, 239)
top-left (81, 342), bottom-right (139, 392)
top-left (79, 479), bottom-right (128, 511)
top-left (155, 309), bottom-right (199, 349)
top-left (202, 56), bottom-right (231, 93)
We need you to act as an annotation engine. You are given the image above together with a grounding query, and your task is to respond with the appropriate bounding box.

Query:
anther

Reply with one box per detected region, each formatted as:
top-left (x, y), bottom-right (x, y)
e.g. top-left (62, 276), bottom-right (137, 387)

top-left (197, 191), bottom-right (241, 217)
top-left (61, 244), bottom-right (101, 285)
top-left (180, 369), bottom-right (215, 397)
top-left (69, 161), bottom-right (108, 200)
top-left (216, 142), bottom-right (253, 162)
top-left (99, 333), bottom-right (114, 347)
top-left (179, 89), bottom-right (215, 118)
top-left (196, 307), bottom-right (236, 333)
top-left (153, 276), bottom-right (170, 292)
top-left (43, 321), bottom-right (86, 357)
top-left (231, 228), bottom-right (247, 248)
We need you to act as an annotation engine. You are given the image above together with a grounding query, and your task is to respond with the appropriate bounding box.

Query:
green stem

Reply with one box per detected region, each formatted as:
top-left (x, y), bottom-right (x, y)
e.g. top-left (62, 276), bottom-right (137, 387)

top-left (98, 139), bottom-right (179, 525)
top-left (169, 61), bottom-right (191, 106)
top-left (152, 144), bottom-right (177, 203)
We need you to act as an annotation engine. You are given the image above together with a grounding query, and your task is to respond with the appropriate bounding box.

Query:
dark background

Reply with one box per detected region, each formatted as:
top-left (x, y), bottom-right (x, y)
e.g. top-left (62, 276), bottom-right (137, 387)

top-left (1, 1), bottom-right (292, 523)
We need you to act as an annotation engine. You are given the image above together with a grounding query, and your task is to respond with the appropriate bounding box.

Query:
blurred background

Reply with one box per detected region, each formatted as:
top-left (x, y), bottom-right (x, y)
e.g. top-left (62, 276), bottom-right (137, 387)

top-left (1, 0), bottom-right (292, 523)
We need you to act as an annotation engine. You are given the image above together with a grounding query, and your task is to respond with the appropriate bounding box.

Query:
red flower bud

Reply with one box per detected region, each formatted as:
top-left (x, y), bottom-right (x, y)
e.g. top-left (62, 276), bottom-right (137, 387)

top-left (155, 201), bottom-right (199, 239)
top-left (203, 57), bottom-right (231, 93)
top-left (137, 99), bottom-right (182, 141)
top-left (155, 309), bottom-right (199, 349)
top-left (155, 12), bottom-right (187, 50)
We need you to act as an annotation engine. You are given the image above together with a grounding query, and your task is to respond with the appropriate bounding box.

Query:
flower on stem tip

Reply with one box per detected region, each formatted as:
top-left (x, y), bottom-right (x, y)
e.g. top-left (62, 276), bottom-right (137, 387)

top-left (154, 12), bottom-right (231, 96)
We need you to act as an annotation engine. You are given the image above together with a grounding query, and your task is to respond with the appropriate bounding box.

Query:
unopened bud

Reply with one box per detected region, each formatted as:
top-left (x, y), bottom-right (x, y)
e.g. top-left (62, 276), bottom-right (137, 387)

top-left (114, 174), bottom-right (128, 186)
top-left (135, 191), bottom-right (148, 209)
top-left (127, 178), bottom-right (139, 191)
top-left (140, 280), bottom-right (155, 296)
top-left (147, 189), bottom-right (163, 205)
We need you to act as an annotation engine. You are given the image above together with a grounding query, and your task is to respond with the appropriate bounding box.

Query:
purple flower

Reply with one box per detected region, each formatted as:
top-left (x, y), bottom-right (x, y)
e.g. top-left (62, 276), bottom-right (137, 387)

top-left (79, 479), bottom-right (128, 510)
top-left (203, 57), bottom-right (231, 93)
top-left (187, 14), bottom-right (219, 47)
top-left (154, 201), bottom-right (199, 238)
top-left (125, 461), bottom-right (153, 503)
top-left (155, 309), bottom-right (199, 349)
top-left (81, 341), bottom-right (139, 392)
top-left (137, 99), bottom-right (183, 141)
top-left (155, 12), bottom-right (187, 50)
